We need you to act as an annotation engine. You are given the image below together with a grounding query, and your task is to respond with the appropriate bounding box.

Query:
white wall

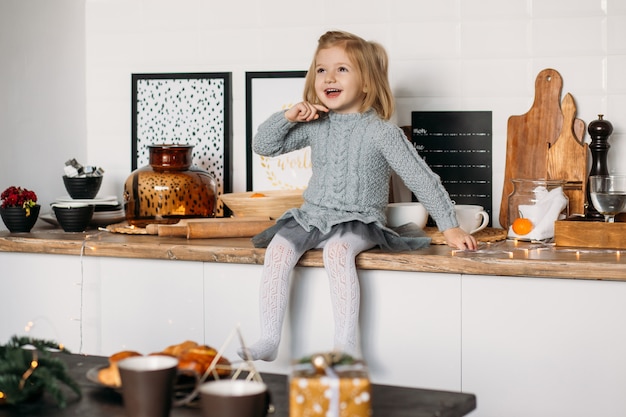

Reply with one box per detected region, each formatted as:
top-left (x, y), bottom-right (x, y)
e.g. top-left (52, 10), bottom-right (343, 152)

top-left (1, 0), bottom-right (625, 227)
top-left (83, 0), bottom-right (626, 228)
top-left (0, 0), bottom-right (86, 211)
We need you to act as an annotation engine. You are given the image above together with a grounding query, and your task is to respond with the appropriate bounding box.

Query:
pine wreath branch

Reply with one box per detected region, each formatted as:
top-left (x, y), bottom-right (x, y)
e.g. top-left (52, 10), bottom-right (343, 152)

top-left (0, 335), bottom-right (81, 408)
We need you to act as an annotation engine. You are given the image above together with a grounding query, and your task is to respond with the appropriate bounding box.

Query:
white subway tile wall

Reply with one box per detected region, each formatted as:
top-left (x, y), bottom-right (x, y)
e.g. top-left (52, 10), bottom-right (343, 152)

top-left (86, 0), bottom-right (626, 229)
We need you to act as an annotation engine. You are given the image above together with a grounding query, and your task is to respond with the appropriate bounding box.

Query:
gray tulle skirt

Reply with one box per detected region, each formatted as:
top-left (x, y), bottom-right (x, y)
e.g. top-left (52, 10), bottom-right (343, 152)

top-left (251, 217), bottom-right (432, 253)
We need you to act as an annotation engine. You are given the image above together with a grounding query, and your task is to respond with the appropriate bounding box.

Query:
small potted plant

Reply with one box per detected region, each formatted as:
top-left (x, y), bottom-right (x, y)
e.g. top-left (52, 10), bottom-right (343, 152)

top-left (0, 186), bottom-right (40, 233)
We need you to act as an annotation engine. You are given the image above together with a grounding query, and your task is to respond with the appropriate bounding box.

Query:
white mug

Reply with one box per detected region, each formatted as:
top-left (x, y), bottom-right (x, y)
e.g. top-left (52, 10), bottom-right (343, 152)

top-left (454, 205), bottom-right (489, 234)
top-left (386, 202), bottom-right (429, 229)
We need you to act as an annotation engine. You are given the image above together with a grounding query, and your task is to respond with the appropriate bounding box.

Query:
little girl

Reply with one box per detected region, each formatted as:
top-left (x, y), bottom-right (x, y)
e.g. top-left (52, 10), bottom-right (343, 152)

top-left (241, 30), bottom-right (477, 361)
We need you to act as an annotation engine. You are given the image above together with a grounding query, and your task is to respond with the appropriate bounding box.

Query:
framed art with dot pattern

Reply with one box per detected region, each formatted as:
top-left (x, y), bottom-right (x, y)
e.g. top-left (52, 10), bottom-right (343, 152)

top-left (131, 72), bottom-right (232, 215)
top-left (245, 71), bottom-right (309, 191)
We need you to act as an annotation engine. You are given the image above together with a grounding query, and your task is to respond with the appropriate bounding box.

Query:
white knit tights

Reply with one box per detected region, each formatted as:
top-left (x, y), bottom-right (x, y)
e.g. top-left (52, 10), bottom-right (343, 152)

top-left (240, 230), bottom-right (374, 361)
top-left (240, 234), bottom-right (303, 361)
top-left (323, 231), bottom-right (375, 356)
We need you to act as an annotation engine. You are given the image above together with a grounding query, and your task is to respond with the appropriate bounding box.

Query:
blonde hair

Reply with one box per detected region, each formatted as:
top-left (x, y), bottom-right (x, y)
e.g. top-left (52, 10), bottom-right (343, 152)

top-left (302, 31), bottom-right (395, 120)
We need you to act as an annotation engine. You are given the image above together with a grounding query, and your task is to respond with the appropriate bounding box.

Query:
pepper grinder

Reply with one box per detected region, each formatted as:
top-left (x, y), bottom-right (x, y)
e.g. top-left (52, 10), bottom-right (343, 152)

top-left (585, 114), bottom-right (613, 219)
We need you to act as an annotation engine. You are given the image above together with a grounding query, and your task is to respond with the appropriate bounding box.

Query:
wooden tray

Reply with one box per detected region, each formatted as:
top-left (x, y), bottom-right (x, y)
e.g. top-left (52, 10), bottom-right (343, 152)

top-left (424, 227), bottom-right (508, 245)
top-left (554, 220), bottom-right (626, 249)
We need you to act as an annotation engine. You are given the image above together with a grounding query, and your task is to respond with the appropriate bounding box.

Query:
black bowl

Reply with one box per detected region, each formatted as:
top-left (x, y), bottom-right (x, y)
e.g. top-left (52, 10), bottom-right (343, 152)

top-left (53, 204), bottom-right (95, 232)
top-left (63, 175), bottom-right (103, 199)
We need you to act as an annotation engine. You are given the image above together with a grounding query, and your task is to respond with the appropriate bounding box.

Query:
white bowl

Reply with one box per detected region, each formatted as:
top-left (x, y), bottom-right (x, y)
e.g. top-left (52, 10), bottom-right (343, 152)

top-left (386, 202), bottom-right (429, 228)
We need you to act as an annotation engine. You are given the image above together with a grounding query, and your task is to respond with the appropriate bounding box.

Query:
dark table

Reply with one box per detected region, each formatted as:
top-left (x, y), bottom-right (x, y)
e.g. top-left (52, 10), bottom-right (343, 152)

top-left (0, 354), bottom-right (476, 417)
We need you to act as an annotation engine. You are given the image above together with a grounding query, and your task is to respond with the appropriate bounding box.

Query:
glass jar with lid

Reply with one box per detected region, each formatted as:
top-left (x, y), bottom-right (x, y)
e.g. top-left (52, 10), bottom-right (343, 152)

top-left (507, 178), bottom-right (569, 240)
top-left (123, 144), bottom-right (217, 227)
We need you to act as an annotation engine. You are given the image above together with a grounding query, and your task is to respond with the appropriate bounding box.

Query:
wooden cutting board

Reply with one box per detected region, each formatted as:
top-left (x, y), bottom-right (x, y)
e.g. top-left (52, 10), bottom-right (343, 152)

top-left (499, 69), bottom-right (586, 227)
top-left (547, 93), bottom-right (588, 216)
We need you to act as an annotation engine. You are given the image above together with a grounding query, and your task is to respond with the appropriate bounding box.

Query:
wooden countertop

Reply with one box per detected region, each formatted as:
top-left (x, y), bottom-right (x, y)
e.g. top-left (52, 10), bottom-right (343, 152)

top-left (1, 225), bottom-right (625, 281)
top-left (0, 221), bottom-right (626, 281)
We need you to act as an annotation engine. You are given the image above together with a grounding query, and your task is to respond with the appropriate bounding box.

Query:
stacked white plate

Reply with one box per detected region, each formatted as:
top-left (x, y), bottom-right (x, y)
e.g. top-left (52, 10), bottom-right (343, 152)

top-left (42, 196), bottom-right (126, 227)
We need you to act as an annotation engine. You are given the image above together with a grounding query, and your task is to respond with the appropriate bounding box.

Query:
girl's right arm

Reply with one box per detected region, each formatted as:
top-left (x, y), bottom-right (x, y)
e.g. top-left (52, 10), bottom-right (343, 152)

top-left (284, 102), bottom-right (328, 122)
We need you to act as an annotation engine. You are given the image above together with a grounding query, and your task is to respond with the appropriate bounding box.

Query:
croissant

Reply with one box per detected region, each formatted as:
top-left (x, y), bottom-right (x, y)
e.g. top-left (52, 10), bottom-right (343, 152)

top-left (177, 345), bottom-right (231, 377)
top-left (97, 350), bottom-right (142, 387)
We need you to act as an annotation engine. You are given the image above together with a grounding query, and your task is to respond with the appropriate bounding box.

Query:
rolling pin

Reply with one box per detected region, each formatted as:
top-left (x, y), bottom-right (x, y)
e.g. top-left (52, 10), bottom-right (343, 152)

top-left (187, 218), bottom-right (275, 239)
top-left (145, 217), bottom-right (274, 238)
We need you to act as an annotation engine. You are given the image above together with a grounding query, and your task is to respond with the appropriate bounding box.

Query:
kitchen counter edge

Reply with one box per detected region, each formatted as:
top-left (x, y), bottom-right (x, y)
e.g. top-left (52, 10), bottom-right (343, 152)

top-left (0, 228), bottom-right (624, 281)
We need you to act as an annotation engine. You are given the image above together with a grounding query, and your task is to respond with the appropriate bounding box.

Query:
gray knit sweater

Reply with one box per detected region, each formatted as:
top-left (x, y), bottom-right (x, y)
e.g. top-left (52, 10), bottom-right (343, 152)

top-left (253, 109), bottom-right (459, 233)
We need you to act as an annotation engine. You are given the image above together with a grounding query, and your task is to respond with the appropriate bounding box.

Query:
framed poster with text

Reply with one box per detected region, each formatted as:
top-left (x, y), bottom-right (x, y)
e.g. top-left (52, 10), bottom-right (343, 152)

top-left (245, 71), bottom-right (309, 191)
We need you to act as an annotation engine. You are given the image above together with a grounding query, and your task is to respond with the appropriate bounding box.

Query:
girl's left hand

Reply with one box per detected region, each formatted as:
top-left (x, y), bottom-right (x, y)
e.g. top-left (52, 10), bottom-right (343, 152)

top-left (442, 227), bottom-right (478, 251)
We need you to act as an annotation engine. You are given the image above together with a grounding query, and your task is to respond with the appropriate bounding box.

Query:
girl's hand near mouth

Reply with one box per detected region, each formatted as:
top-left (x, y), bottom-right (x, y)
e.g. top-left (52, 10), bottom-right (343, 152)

top-left (285, 101), bottom-right (329, 123)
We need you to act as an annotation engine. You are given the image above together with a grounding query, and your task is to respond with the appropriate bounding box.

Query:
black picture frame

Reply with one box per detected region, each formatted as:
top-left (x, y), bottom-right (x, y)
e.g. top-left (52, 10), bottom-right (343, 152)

top-left (245, 71), bottom-right (308, 191)
top-left (131, 72), bottom-right (232, 215)
top-left (411, 111), bottom-right (493, 226)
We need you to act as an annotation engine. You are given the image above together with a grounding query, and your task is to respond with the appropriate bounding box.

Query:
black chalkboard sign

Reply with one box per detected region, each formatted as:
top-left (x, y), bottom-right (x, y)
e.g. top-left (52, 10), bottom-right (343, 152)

top-left (411, 111), bottom-right (492, 225)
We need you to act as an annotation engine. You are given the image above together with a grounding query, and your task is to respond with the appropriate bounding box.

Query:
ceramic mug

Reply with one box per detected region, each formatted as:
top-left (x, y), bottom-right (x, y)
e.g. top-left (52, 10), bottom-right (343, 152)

top-left (199, 380), bottom-right (271, 417)
top-left (118, 355), bottom-right (179, 417)
top-left (454, 205), bottom-right (489, 234)
top-left (385, 202), bottom-right (429, 228)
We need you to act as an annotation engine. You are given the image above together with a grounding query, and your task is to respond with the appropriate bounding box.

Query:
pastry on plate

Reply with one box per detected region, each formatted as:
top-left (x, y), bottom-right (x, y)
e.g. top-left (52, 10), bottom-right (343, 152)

top-left (177, 345), bottom-right (231, 377)
top-left (97, 350), bottom-right (142, 387)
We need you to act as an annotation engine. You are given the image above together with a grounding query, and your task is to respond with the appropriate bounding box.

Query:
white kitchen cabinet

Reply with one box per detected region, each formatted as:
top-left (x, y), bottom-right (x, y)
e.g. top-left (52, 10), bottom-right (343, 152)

top-left (0, 252), bottom-right (205, 361)
top-left (5, 249), bottom-right (626, 417)
top-left (93, 257), bottom-right (205, 356)
top-left (0, 252), bottom-right (83, 350)
top-left (462, 274), bottom-right (626, 417)
top-left (359, 269), bottom-right (462, 391)
top-left (201, 263), bottom-right (463, 390)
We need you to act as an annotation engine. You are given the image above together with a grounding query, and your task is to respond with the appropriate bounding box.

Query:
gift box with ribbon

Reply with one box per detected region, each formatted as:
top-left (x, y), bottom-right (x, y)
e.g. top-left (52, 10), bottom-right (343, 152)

top-left (289, 352), bottom-right (371, 417)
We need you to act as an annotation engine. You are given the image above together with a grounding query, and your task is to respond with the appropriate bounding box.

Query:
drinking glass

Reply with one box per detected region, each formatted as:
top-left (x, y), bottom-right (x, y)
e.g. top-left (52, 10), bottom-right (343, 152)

top-left (588, 175), bottom-right (626, 223)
